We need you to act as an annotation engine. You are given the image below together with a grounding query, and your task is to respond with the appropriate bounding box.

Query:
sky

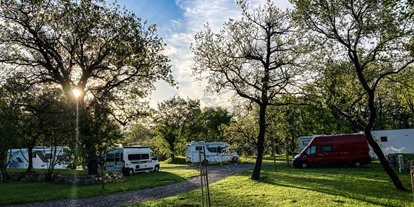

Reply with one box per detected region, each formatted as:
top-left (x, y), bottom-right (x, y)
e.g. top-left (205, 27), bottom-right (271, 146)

top-left (116, 0), bottom-right (292, 109)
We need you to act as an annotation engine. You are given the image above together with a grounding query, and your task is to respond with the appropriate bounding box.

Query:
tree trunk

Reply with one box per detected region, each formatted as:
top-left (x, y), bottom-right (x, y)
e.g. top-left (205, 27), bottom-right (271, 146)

top-left (251, 104), bottom-right (266, 180)
top-left (87, 158), bottom-right (98, 175)
top-left (0, 168), bottom-right (6, 183)
top-left (26, 147), bottom-right (33, 172)
top-left (365, 92), bottom-right (406, 191)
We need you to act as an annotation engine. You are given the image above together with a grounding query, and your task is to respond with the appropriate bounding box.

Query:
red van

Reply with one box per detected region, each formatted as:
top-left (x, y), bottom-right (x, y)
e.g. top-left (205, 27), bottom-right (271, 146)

top-left (292, 134), bottom-right (371, 168)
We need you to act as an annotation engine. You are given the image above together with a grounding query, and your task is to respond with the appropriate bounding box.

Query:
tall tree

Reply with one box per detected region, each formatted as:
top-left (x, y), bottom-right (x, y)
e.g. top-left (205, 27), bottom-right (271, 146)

top-left (152, 97), bottom-right (201, 160)
top-left (292, 0), bottom-right (414, 190)
top-left (123, 124), bottom-right (154, 146)
top-left (0, 0), bottom-right (173, 174)
top-left (191, 0), bottom-right (302, 179)
top-left (0, 79), bottom-right (22, 182)
top-left (196, 107), bottom-right (233, 142)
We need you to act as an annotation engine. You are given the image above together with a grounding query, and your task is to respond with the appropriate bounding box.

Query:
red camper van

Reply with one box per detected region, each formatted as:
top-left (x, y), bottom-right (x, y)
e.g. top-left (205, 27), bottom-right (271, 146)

top-left (293, 134), bottom-right (371, 168)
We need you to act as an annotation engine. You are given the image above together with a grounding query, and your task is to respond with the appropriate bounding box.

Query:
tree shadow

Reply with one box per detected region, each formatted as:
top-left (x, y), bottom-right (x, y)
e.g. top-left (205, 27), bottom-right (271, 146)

top-left (255, 165), bottom-right (412, 207)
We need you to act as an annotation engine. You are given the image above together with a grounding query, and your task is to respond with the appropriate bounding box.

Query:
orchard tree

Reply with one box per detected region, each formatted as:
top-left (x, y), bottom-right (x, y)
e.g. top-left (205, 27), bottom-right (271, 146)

top-left (292, 0), bottom-right (414, 190)
top-left (191, 0), bottom-right (302, 179)
top-left (196, 107), bottom-right (233, 142)
top-left (152, 97), bottom-right (201, 160)
top-left (223, 106), bottom-right (259, 158)
top-left (123, 123), bottom-right (154, 146)
top-left (0, 80), bottom-right (22, 182)
top-left (0, 0), bottom-right (173, 174)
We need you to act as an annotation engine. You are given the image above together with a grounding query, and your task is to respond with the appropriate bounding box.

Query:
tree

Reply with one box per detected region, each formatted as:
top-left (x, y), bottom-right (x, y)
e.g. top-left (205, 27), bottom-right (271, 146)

top-left (0, 79), bottom-right (22, 182)
top-left (197, 107), bottom-right (233, 142)
top-left (292, 0), bottom-right (414, 190)
top-left (152, 97), bottom-right (201, 160)
top-left (0, 0), bottom-right (173, 174)
top-left (89, 102), bottom-right (123, 189)
top-left (223, 105), bottom-right (260, 158)
top-left (191, 0), bottom-right (302, 179)
top-left (123, 124), bottom-right (154, 146)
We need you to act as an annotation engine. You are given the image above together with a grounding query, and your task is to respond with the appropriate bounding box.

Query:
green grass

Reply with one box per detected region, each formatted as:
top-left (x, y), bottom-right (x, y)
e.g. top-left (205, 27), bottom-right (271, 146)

top-left (240, 155), bottom-right (292, 164)
top-left (0, 168), bottom-right (199, 206)
top-left (132, 163), bottom-right (413, 207)
top-left (160, 156), bottom-right (191, 168)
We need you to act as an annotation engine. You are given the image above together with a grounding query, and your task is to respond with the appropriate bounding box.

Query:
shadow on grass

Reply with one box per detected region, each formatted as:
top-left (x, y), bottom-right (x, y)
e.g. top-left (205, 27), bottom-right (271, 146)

top-left (0, 170), bottom-right (197, 206)
top-left (256, 164), bottom-right (412, 207)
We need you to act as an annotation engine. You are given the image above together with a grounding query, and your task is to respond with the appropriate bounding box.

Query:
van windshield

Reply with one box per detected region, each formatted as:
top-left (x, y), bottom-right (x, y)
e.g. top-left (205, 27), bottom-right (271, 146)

top-left (305, 146), bottom-right (316, 155)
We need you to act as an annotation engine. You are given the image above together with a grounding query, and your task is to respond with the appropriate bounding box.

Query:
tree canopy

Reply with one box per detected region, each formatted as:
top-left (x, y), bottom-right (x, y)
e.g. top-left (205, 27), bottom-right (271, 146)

top-left (0, 0), bottom-right (174, 174)
top-left (191, 0), bottom-right (302, 180)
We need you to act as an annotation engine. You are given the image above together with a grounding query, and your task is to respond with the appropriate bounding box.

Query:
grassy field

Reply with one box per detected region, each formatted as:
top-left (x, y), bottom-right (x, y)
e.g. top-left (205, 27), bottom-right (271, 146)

top-left (0, 168), bottom-right (199, 206)
top-left (132, 163), bottom-right (413, 207)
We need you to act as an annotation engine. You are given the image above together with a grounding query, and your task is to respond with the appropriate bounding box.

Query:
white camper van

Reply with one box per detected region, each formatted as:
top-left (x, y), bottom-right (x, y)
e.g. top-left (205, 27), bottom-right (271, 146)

top-left (8, 146), bottom-right (70, 169)
top-left (371, 129), bottom-right (414, 156)
top-left (105, 146), bottom-right (159, 175)
top-left (298, 136), bottom-right (313, 152)
top-left (185, 141), bottom-right (240, 163)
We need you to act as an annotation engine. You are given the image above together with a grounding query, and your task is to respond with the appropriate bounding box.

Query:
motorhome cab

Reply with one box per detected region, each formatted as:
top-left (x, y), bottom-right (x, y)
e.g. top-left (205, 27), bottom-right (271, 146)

top-left (185, 141), bottom-right (240, 163)
top-left (105, 146), bottom-right (159, 175)
top-left (293, 134), bottom-right (371, 168)
top-left (8, 146), bottom-right (70, 169)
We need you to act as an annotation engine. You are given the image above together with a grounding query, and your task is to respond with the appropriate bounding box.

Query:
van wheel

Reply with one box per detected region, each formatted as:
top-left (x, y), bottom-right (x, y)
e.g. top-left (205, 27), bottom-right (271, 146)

top-left (353, 160), bottom-right (362, 167)
top-left (232, 157), bottom-right (239, 163)
top-left (128, 169), bottom-right (134, 176)
top-left (153, 165), bottom-right (159, 172)
top-left (301, 161), bottom-right (309, 168)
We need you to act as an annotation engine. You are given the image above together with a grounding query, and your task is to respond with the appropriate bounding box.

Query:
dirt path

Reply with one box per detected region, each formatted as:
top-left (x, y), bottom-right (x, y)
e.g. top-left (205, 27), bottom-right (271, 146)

top-left (8, 164), bottom-right (254, 207)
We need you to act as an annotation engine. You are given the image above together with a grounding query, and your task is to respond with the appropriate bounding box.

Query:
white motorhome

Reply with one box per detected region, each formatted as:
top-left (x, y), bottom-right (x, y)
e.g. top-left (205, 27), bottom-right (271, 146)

top-left (371, 129), bottom-right (414, 156)
top-left (105, 146), bottom-right (159, 175)
top-left (185, 141), bottom-right (240, 163)
top-left (8, 146), bottom-right (70, 169)
top-left (298, 136), bottom-right (313, 152)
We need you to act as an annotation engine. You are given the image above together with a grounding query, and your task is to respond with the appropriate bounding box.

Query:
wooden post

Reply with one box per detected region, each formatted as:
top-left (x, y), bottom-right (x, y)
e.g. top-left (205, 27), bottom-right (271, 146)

top-left (411, 165), bottom-right (414, 201)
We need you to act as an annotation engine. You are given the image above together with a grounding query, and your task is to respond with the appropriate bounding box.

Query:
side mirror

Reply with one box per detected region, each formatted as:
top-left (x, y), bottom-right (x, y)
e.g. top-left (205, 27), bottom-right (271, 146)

top-left (152, 156), bottom-right (158, 160)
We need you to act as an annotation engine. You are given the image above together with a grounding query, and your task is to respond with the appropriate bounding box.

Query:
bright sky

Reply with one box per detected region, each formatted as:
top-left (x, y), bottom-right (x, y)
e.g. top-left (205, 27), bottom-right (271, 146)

top-left (117, 0), bottom-right (292, 109)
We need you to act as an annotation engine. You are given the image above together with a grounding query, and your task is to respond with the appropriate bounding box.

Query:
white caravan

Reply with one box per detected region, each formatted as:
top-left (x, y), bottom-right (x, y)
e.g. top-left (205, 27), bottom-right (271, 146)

top-left (8, 146), bottom-right (70, 169)
top-left (371, 129), bottom-right (414, 156)
top-left (185, 141), bottom-right (240, 163)
top-left (298, 136), bottom-right (313, 152)
top-left (105, 146), bottom-right (159, 175)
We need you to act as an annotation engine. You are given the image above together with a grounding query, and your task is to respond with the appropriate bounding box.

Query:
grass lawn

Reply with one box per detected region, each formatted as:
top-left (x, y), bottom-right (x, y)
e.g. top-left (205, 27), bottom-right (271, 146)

top-left (132, 163), bottom-right (413, 207)
top-left (0, 168), bottom-right (199, 206)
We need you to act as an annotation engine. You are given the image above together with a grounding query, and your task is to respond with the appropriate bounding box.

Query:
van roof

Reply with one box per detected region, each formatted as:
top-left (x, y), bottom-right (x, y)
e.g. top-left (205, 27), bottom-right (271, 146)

top-left (123, 146), bottom-right (150, 149)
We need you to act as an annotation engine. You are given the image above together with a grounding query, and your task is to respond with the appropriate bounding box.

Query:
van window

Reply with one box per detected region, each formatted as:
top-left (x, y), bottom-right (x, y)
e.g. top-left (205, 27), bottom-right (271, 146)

top-left (128, 154), bottom-right (150, 160)
top-left (320, 145), bottom-right (333, 152)
top-left (150, 152), bottom-right (157, 159)
top-left (303, 140), bottom-right (310, 146)
top-left (106, 153), bottom-right (122, 162)
top-left (207, 147), bottom-right (217, 153)
top-left (306, 146), bottom-right (316, 155)
top-left (380, 136), bottom-right (388, 142)
top-left (32, 152), bottom-right (36, 158)
top-left (45, 154), bottom-right (52, 159)
top-left (141, 154), bottom-right (149, 159)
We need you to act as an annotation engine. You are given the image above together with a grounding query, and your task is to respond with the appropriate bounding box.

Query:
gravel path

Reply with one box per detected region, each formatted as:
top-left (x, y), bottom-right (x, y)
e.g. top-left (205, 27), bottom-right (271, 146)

top-left (8, 164), bottom-right (254, 207)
